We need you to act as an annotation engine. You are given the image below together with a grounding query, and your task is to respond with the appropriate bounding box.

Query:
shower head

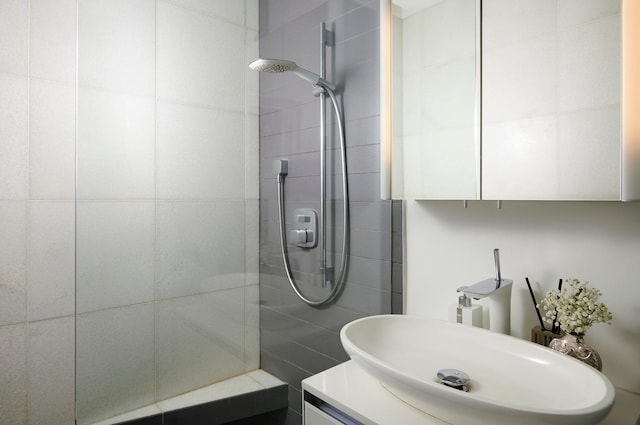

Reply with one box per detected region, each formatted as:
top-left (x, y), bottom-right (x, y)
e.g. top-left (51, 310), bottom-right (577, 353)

top-left (249, 58), bottom-right (336, 92)
top-left (249, 58), bottom-right (297, 73)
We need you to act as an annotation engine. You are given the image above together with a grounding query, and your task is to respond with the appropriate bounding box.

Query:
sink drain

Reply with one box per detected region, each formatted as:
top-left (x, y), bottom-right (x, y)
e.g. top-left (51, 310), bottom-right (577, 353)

top-left (437, 369), bottom-right (470, 392)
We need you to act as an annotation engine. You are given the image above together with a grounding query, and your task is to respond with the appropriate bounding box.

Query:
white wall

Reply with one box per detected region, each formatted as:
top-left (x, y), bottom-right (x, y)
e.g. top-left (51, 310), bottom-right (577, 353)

top-left (405, 200), bottom-right (640, 421)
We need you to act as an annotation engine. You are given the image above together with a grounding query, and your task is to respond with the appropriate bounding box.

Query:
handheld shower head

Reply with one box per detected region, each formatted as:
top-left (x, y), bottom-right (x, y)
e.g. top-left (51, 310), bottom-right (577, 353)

top-left (249, 58), bottom-right (297, 73)
top-left (249, 58), bottom-right (336, 92)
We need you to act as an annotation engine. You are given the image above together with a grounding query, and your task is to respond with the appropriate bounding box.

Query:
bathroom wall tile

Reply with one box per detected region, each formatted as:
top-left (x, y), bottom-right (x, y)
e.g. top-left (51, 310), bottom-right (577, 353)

top-left (77, 88), bottom-right (155, 200)
top-left (346, 144), bottom-right (380, 176)
top-left (0, 76), bottom-right (28, 200)
top-left (260, 306), bottom-right (347, 362)
top-left (558, 0), bottom-right (620, 30)
top-left (76, 201), bottom-right (155, 313)
top-left (245, 200), bottom-right (260, 285)
top-left (336, 283), bottom-right (391, 316)
top-left (0, 201), bottom-right (27, 326)
top-left (391, 262), bottom-right (403, 294)
top-left (346, 256), bottom-right (391, 290)
top-left (260, 327), bottom-right (338, 374)
top-left (156, 289), bottom-right (246, 400)
top-left (557, 15), bottom-right (620, 113)
top-left (342, 57), bottom-right (380, 122)
top-left (259, 3), bottom-right (396, 423)
top-left (246, 0), bottom-right (260, 31)
top-left (78, 0), bottom-right (155, 96)
top-left (157, 2), bottom-right (245, 111)
top-left (161, 0), bottom-right (246, 26)
top-left (245, 284), bottom-right (260, 371)
top-left (483, 35), bottom-right (557, 123)
top-left (335, 26), bottom-right (379, 71)
top-left (76, 304), bottom-right (155, 425)
top-left (391, 200), bottom-right (402, 232)
top-left (392, 292), bottom-right (403, 314)
top-left (29, 80), bottom-right (75, 200)
top-left (260, 283), bottom-right (364, 334)
top-left (346, 173), bottom-right (382, 202)
top-left (245, 112), bottom-right (260, 200)
top-left (259, 350), bottom-right (309, 392)
top-left (29, 201), bottom-right (75, 321)
top-left (156, 201), bottom-right (245, 299)
top-left (344, 116), bottom-right (380, 148)
top-left (0, 324), bottom-right (27, 425)
top-left (28, 317), bottom-right (75, 425)
top-left (30, 0), bottom-right (77, 83)
top-left (0, 0), bottom-right (28, 76)
top-left (345, 201), bottom-right (389, 232)
top-left (156, 102), bottom-right (245, 200)
top-left (392, 230), bottom-right (403, 263)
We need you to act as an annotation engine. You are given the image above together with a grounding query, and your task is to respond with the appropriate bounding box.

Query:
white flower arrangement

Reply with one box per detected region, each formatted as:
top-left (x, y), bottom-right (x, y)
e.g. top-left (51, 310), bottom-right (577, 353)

top-left (538, 278), bottom-right (612, 336)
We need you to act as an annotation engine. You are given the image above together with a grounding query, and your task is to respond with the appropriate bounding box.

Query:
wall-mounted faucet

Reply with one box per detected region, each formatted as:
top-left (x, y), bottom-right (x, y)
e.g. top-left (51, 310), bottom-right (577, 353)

top-left (459, 249), bottom-right (513, 334)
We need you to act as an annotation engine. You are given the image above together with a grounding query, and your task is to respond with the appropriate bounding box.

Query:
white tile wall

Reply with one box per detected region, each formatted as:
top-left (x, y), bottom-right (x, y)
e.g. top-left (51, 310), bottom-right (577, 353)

top-left (0, 324), bottom-right (27, 425)
top-left (155, 289), bottom-right (246, 400)
top-left (76, 201), bottom-right (155, 313)
top-left (156, 201), bottom-right (246, 299)
top-left (163, 0), bottom-right (246, 25)
top-left (157, 1), bottom-right (246, 110)
top-left (78, 0), bottom-right (156, 96)
top-left (0, 76), bottom-right (28, 200)
top-left (0, 0), bottom-right (28, 76)
top-left (30, 0), bottom-right (77, 84)
top-left (244, 284), bottom-right (260, 371)
top-left (29, 202), bottom-right (75, 321)
top-left (29, 80), bottom-right (76, 200)
top-left (76, 304), bottom-right (156, 425)
top-left (156, 102), bottom-right (246, 199)
top-left (77, 89), bottom-right (155, 200)
top-left (0, 201), bottom-right (27, 326)
top-left (0, 0), bottom-right (259, 423)
top-left (28, 317), bottom-right (75, 425)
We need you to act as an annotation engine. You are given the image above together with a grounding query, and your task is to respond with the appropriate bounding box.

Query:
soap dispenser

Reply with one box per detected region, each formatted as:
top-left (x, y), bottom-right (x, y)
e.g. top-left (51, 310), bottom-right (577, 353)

top-left (448, 291), bottom-right (483, 327)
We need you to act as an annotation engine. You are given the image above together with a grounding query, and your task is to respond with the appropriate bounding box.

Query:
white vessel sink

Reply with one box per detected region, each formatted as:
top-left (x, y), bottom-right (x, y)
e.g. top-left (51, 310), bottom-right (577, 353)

top-left (340, 315), bottom-right (615, 425)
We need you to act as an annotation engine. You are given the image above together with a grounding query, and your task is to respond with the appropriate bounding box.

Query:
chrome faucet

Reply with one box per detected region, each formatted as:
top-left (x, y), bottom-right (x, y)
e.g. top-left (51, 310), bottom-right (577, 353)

top-left (459, 249), bottom-right (513, 334)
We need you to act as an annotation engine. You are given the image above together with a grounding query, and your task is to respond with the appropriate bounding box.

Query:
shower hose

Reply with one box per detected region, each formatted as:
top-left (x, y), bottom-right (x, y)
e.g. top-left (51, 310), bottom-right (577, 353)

top-left (276, 87), bottom-right (350, 306)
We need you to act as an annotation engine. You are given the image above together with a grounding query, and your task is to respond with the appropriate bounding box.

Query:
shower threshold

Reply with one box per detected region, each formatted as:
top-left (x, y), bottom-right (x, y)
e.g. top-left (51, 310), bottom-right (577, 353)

top-left (88, 370), bottom-right (287, 425)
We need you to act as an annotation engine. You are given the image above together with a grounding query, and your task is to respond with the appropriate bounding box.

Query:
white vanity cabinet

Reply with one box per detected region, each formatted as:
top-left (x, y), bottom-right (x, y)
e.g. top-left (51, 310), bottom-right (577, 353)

top-left (302, 361), bottom-right (448, 425)
top-left (382, 0), bottom-right (640, 201)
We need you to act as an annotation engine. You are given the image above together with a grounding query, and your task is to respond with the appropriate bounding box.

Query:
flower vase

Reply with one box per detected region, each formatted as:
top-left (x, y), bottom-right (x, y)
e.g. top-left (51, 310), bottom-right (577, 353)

top-left (549, 333), bottom-right (602, 371)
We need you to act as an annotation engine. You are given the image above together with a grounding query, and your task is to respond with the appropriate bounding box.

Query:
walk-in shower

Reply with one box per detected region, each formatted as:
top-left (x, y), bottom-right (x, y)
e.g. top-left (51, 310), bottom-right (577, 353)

top-left (249, 22), bottom-right (349, 306)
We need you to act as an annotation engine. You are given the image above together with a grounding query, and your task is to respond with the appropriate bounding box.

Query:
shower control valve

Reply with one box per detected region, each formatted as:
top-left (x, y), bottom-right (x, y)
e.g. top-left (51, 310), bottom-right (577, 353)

top-left (290, 229), bottom-right (313, 245)
top-left (289, 208), bottom-right (318, 248)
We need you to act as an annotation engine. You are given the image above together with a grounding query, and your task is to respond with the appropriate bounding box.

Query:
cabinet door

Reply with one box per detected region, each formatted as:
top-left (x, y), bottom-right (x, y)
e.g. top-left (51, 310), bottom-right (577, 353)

top-left (482, 0), bottom-right (621, 200)
top-left (388, 0), bottom-right (480, 199)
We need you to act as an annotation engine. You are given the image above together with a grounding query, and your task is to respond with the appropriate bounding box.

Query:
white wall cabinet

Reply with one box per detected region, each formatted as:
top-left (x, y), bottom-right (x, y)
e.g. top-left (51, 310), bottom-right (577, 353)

top-left (482, 0), bottom-right (622, 200)
top-left (382, 0), bottom-right (640, 201)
